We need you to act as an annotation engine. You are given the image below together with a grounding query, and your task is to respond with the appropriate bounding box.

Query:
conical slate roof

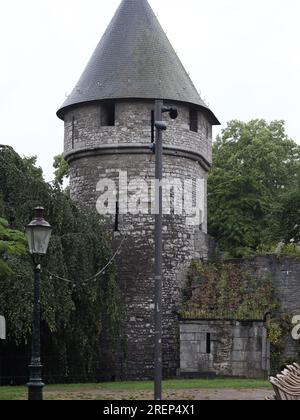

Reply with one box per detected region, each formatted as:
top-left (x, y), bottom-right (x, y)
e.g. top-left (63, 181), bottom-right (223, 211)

top-left (57, 0), bottom-right (219, 124)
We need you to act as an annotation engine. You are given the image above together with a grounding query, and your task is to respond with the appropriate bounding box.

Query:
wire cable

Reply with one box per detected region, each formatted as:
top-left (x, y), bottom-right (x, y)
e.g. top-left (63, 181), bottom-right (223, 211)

top-left (44, 234), bottom-right (127, 287)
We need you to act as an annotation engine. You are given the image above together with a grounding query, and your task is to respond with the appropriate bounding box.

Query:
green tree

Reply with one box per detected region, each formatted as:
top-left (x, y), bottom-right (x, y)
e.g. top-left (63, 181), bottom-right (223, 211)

top-left (0, 145), bottom-right (122, 382)
top-left (277, 188), bottom-right (300, 243)
top-left (0, 217), bottom-right (26, 276)
top-left (208, 120), bottom-right (300, 256)
top-left (22, 156), bottom-right (44, 183)
top-left (53, 154), bottom-right (70, 187)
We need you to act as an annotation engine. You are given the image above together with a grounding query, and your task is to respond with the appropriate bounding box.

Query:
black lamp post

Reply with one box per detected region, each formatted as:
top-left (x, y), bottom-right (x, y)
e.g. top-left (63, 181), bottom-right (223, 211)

top-left (153, 101), bottom-right (178, 401)
top-left (26, 207), bottom-right (52, 401)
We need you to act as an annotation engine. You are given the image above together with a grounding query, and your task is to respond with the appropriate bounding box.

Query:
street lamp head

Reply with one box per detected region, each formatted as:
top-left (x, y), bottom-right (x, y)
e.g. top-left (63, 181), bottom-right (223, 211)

top-left (26, 207), bottom-right (52, 256)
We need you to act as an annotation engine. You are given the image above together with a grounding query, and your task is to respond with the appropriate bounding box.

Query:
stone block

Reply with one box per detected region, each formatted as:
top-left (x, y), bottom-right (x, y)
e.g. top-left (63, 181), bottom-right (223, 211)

top-left (232, 351), bottom-right (248, 362)
top-left (180, 324), bottom-right (200, 334)
top-left (233, 338), bottom-right (249, 351)
top-left (180, 333), bottom-right (196, 341)
top-left (248, 351), bottom-right (263, 362)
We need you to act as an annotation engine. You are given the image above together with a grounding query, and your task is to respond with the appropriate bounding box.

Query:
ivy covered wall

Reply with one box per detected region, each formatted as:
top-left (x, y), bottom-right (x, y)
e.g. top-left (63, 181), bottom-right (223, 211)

top-left (182, 257), bottom-right (300, 375)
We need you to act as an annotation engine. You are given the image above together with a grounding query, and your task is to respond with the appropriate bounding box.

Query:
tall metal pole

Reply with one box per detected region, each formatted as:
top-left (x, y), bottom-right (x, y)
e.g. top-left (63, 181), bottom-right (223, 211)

top-left (154, 99), bottom-right (163, 401)
top-left (28, 260), bottom-right (44, 401)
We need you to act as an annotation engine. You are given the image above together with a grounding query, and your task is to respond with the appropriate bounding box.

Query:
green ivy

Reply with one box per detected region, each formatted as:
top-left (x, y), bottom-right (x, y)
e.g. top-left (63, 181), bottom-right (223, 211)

top-left (267, 315), bottom-right (300, 374)
top-left (182, 260), bottom-right (300, 374)
top-left (181, 260), bottom-right (279, 320)
top-left (0, 217), bottom-right (26, 277)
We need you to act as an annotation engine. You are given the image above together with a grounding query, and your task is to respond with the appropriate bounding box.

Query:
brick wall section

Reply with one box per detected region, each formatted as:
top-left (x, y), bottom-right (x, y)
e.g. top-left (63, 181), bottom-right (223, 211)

top-left (63, 99), bottom-right (213, 379)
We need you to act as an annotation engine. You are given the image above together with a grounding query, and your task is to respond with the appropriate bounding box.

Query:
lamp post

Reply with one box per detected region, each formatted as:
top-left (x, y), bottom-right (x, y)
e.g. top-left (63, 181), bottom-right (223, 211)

top-left (0, 316), bottom-right (5, 340)
top-left (26, 207), bottom-right (52, 401)
top-left (153, 101), bottom-right (178, 401)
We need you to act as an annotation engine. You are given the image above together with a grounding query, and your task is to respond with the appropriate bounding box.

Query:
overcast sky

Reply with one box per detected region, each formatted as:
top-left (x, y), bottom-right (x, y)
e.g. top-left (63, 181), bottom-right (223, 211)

top-left (1, 0), bottom-right (299, 180)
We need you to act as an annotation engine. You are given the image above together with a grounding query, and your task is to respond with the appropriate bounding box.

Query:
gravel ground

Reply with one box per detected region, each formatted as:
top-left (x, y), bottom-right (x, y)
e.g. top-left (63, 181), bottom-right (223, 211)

top-left (44, 388), bottom-right (274, 401)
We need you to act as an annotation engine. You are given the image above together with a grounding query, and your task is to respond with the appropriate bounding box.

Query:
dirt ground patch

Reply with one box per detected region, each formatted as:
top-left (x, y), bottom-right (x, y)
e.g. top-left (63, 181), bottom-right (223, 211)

top-left (44, 388), bottom-right (273, 401)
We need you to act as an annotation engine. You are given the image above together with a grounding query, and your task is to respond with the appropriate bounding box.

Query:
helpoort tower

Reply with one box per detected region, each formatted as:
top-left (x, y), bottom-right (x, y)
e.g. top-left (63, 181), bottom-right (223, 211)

top-left (57, 0), bottom-right (219, 379)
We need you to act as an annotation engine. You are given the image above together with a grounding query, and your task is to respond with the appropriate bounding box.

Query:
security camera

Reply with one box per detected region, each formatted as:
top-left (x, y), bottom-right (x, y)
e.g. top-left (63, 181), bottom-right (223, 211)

top-left (155, 121), bottom-right (168, 131)
top-left (169, 108), bottom-right (178, 120)
top-left (162, 106), bottom-right (178, 120)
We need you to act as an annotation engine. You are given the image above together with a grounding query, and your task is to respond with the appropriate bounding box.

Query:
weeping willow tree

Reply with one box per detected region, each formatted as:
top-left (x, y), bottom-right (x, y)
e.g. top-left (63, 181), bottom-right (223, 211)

top-left (0, 146), bottom-right (122, 383)
top-left (0, 217), bottom-right (26, 277)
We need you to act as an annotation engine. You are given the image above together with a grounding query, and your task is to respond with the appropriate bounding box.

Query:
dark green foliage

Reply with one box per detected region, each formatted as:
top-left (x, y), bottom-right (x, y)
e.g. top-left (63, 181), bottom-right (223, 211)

top-left (22, 156), bottom-right (44, 183)
top-left (208, 120), bottom-right (300, 257)
top-left (53, 154), bottom-right (70, 187)
top-left (0, 217), bottom-right (26, 276)
top-left (277, 188), bottom-right (300, 243)
top-left (0, 145), bottom-right (121, 383)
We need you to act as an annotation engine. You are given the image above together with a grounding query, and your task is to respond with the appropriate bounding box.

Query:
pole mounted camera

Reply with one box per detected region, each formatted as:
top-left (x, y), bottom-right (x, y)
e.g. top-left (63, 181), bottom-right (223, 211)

top-left (151, 105), bottom-right (178, 141)
top-left (153, 100), bottom-right (178, 400)
top-left (162, 106), bottom-right (178, 120)
top-left (155, 121), bottom-right (167, 131)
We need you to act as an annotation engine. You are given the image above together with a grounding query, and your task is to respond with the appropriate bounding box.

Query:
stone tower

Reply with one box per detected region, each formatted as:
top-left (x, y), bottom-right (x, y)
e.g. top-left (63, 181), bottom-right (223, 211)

top-left (57, 0), bottom-right (219, 379)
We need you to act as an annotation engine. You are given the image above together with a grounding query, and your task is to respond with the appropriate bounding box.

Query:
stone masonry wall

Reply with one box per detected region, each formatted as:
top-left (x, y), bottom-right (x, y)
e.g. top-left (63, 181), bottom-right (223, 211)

top-left (63, 99), bottom-right (213, 379)
top-left (64, 100), bottom-right (212, 164)
top-left (179, 256), bottom-right (300, 379)
top-left (180, 320), bottom-right (270, 379)
top-left (230, 256), bottom-right (300, 362)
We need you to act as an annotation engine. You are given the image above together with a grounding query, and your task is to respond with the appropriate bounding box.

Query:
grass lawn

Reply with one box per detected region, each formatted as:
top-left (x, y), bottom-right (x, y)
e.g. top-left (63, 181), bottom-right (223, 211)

top-left (0, 379), bottom-right (272, 401)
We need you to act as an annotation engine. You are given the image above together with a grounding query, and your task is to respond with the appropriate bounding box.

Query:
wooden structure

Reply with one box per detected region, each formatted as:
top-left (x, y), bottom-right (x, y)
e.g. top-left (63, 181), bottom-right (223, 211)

top-left (267, 363), bottom-right (300, 400)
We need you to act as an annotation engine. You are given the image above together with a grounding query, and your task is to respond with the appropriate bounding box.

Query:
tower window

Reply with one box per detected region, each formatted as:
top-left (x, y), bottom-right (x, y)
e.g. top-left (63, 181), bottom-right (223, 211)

top-left (101, 103), bottom-right (115, 127)
top-left (114, 201), bottom-right (119, 233)
top-left (206, 333), bottom-right (211, 354)
top-left (189, 109), bottom-right (198, 133)
top-left (72, 116), bottom-right (75, 149)
top-left (151, 110), bottom-right (155, 143)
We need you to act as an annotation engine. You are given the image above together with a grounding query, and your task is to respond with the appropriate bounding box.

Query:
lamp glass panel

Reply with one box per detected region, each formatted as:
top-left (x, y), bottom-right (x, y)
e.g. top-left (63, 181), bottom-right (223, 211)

top-left (26, 226), bottom-right (52, 255)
